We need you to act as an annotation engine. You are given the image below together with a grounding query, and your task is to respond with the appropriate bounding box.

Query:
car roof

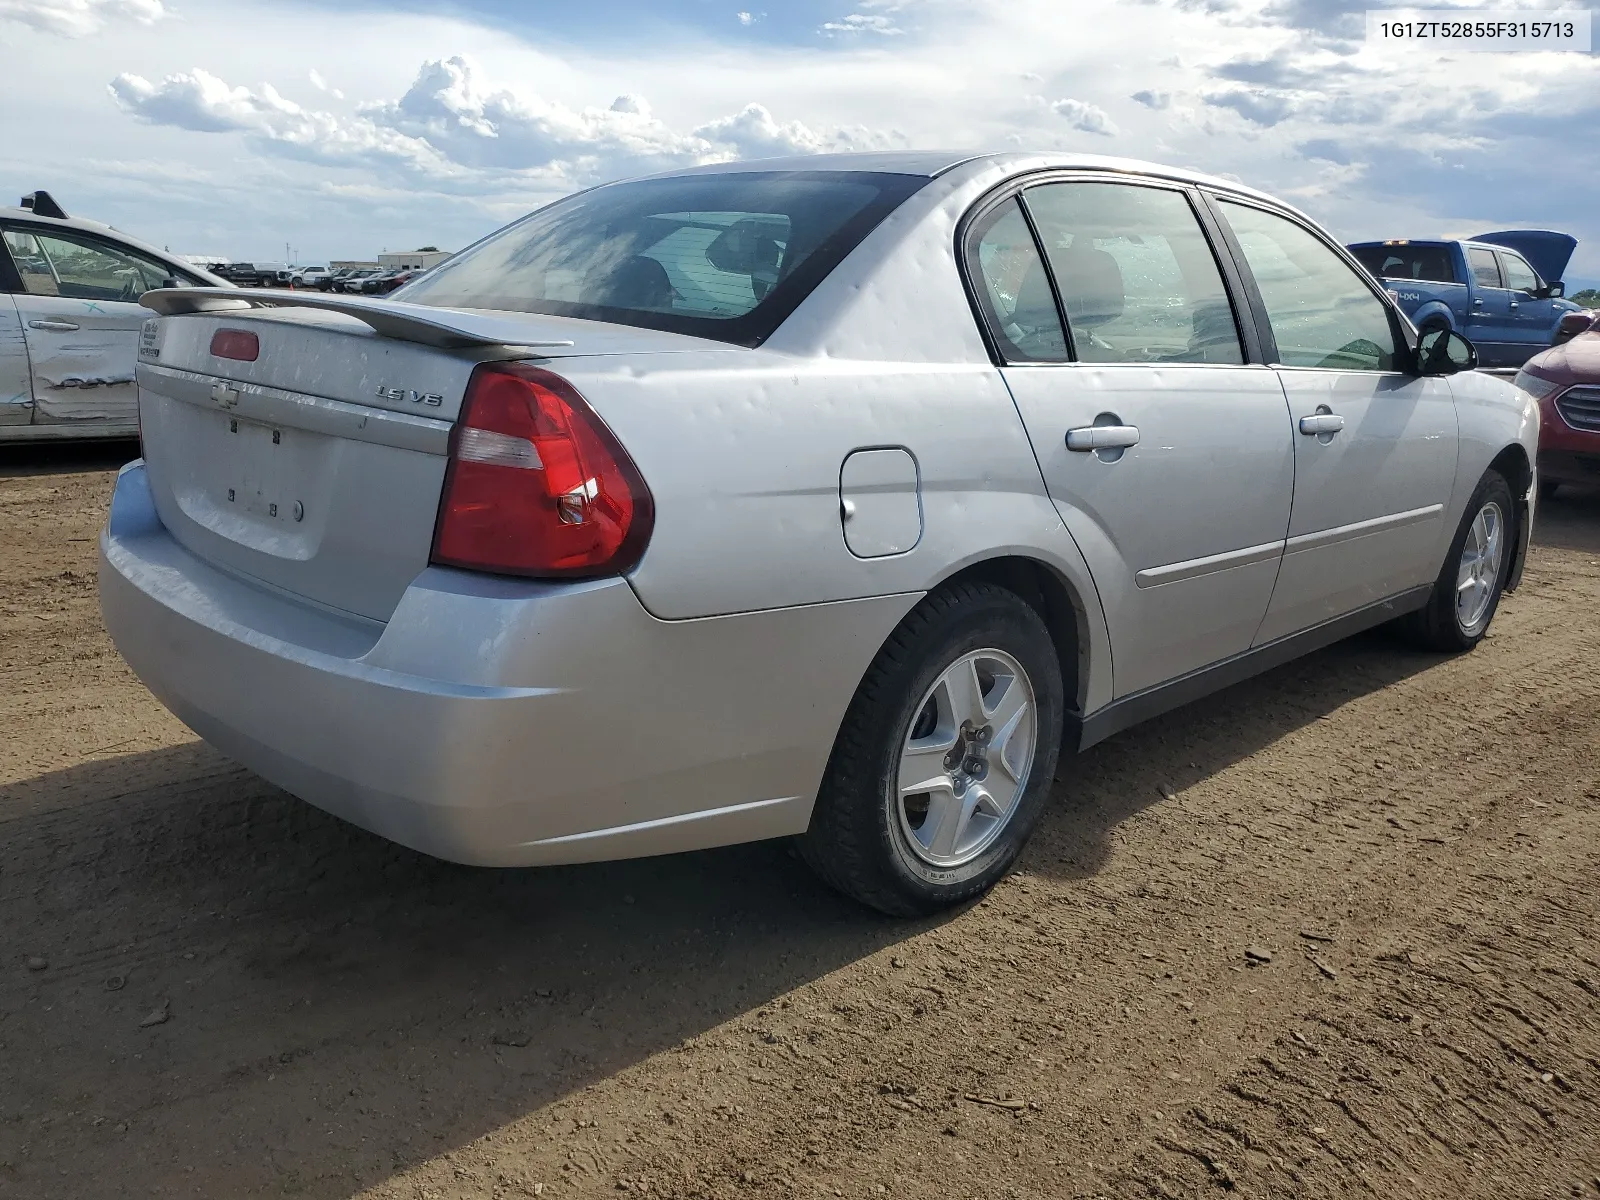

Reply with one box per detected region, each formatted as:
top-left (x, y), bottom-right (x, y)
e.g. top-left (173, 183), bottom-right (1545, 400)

top-left (0, 206), bottom-right (231, 286)
top-left (649, 149), bottom-right (1283, 205)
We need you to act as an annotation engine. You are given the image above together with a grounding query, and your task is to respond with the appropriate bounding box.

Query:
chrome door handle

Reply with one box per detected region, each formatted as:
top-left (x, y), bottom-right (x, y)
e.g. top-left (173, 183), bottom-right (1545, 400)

top-left (28, 319), bottom-right (80, 332)
top-left (1508, 301), bottom-right (1519, 310)
top-left (1298, 413), bottom-right (1345, 435)
top-left (1471, 299), bottom-right (1484, 308)
top-left (1066, 424), bottom-right (1140, 451)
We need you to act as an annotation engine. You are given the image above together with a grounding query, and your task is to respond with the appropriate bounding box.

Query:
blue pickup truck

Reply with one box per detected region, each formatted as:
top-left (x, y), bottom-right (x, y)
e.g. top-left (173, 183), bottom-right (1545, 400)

top-left (1347, 230), bottom-right (1581, 368)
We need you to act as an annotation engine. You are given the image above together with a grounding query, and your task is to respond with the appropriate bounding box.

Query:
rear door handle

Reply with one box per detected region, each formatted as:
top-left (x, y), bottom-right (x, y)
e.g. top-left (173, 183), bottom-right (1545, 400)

top-left (28, 319), bottom-right (80, 332)
top-left (1298, 413), bottom-right (1345, 435)
top-left (1066, 424), bottom-right (1140, 451)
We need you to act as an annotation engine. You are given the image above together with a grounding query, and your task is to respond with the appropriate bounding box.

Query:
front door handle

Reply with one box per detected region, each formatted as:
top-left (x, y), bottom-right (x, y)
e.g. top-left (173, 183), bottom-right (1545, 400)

top-left (1508, 301), bottom-right (1519, 311)
top-left (1298, 412), bottom-right (1345, 435)
top-left (28, 319), bottom-right (80, 332)
top-left (1066, 424), bottom-right (1140, 451)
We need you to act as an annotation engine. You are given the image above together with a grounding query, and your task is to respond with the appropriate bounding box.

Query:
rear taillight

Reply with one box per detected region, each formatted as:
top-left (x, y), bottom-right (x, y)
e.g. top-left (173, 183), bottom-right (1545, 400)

top-left (431, 364), bottom-right (653, 578)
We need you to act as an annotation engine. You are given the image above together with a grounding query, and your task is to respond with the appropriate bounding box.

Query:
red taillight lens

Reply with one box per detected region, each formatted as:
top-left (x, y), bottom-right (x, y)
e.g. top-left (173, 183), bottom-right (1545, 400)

top-left (431, 364), bottom-right (654, 578)
top-left (210, 329), bottom-right (259, 361)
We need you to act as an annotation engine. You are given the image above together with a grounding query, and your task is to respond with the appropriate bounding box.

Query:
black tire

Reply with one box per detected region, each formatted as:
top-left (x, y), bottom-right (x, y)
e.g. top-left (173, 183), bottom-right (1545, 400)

top-left (1400, 470), bottom-right (1515, 652)
top-left (797, 581), bottom-right (1065, 917)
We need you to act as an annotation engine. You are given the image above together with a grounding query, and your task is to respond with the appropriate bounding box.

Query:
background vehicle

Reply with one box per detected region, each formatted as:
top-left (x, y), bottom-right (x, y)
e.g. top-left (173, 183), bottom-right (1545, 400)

top-left (358, 267), bottom-right (424, 294)
top-left (103, 153), bottom-right (1536, 915)
top-left (1348, 231), bottom-right (1582, 367)
top-left (291, 266), bottom-right (333, 288)
top-left (334, 267), bottom-right (383, 293)
top-left (0, 190), bottom-right (229, 441)
top-left (1516, 310), bottom-right (1600, 498)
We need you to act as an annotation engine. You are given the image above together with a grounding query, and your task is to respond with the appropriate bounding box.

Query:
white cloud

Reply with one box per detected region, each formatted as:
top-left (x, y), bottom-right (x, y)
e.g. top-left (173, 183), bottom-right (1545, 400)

top-left (109, 69), bottom-right (450, 171)
top-left (1050, 97), bottom-right (1117, 135)
top-left (0, 0), bottom-right (163, 37)
top-left (1131, 89), bottom-right (1170, 109)
top-left (104, 55), bottom-right (903, 192)
top-left (692, 103), bottom-right (824, 157)
top-left (821, 13), bottom-right (904, 35)
top-left (736, 10), bottom-right (754, 25)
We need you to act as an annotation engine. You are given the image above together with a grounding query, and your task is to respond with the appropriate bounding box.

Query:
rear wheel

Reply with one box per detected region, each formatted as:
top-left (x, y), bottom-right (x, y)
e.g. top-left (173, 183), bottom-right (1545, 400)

top-left (1400, 470), bottom-right (1514, 652)
top-left (798, 582), bottom-right (1065, 917)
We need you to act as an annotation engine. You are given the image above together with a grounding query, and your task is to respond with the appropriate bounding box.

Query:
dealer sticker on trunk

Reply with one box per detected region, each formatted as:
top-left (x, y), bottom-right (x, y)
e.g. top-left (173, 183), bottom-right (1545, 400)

top-left (138, 319), bottom-right (164, 362)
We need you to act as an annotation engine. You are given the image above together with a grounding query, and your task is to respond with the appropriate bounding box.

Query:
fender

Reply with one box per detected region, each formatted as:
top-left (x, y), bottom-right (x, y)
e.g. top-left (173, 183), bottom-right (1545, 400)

top-left (1409, 300), bottom-right (1456, 332)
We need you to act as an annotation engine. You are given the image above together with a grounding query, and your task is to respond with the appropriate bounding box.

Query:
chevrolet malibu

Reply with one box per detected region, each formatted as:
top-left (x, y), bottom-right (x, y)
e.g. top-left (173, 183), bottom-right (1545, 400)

top-left (100, 152), bottom-right (1538, 915)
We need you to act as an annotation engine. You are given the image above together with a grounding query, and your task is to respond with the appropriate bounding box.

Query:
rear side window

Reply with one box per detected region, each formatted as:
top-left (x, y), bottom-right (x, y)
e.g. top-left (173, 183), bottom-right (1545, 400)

top-left (1499, 252), bottom-right (1539, 293)
top-left (1218, 200), bottom-right (1400, 372)
top-left (1350, 244), bottom-right (1457, 284)
top-left (966, 198), bottom-right (1068, 363)
top-left (1022, 181), bottom-right (1243, 365)
top-left (1467, 247), bottom-right (1502, 289)
top-left (397, 171), bottom-right (929, 346)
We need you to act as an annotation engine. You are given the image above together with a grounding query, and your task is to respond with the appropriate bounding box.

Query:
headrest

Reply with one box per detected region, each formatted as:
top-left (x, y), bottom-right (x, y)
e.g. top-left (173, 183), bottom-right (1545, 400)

top-left (1055, 244), bottom-right (1124, 329)
top-left (588, 255), bottom-right (673, 309)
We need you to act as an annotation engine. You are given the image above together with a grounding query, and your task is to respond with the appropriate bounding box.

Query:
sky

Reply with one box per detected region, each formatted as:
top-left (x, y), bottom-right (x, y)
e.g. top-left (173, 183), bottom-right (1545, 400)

top-left (1, 0), bottom-right (1596, 283)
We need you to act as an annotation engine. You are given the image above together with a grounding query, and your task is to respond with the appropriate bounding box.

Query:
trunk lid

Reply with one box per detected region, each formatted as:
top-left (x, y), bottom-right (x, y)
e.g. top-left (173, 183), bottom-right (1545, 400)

top-left (135, 297), bottom-right (732, 621)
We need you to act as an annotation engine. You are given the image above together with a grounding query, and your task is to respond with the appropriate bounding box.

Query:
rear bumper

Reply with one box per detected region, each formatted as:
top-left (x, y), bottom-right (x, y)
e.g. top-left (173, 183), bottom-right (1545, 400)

top-left (99, 462), bottom-right (909, 866)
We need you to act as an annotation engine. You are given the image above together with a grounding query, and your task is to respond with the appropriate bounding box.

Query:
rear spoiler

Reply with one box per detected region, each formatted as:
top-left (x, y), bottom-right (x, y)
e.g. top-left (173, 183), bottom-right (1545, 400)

top-left (139, 287), bottom-right (576, 352)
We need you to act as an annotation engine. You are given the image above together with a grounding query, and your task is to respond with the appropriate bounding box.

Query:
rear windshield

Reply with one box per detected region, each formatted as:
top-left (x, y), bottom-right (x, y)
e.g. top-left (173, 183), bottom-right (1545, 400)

top-left (396, 171), bottom-right (930, 346)
top-left (1349, 243), bottom-right (1458, 285)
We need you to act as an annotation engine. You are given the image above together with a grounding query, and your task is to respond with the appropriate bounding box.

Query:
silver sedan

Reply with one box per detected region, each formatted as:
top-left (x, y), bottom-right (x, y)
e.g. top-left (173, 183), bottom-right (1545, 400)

top-left (100, 152), bottom-right (1538, 915)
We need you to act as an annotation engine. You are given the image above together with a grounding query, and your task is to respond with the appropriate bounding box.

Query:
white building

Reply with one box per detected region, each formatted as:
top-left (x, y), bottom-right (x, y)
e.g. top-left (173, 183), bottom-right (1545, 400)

top-left (377, 248), bottom-right (452, 270)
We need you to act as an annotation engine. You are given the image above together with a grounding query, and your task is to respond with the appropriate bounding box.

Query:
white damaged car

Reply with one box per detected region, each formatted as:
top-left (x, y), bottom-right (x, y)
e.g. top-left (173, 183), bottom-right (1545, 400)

top-left (1, 191), bottom-right (228, 441)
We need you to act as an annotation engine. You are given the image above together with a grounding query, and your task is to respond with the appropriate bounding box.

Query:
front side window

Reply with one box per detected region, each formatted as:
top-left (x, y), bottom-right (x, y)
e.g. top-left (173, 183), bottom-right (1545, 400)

top-left (966, 197), bottom-right (1067, 363)
top-left (1499, 251), bottom-right (1539, 294)
top-left (1022, 181), bottom-right (1243, 365)
top-left (396, 171), bottom-right (929, 346)
top-left (1218, 200), bottom-right (1401, 372)
top-left (1467, 247), bottom-right (1502, 289)
top-left (1, 227), bottom-right (189, 300)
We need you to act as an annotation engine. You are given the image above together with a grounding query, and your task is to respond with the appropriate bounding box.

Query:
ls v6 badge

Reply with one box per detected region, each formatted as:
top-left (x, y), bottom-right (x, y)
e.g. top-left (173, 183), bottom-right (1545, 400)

top-left (375, 385), bottom-right (444, 407)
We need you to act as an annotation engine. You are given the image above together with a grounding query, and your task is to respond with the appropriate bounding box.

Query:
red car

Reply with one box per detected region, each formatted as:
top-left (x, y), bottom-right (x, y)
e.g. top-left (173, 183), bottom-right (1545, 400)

top-left (1518, 309), bottom-right (1600, 500)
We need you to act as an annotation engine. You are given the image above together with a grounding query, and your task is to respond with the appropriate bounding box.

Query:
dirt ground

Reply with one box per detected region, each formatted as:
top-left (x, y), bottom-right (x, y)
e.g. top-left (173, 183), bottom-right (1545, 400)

top-left (2, 442), bottom-right (1598, 1200)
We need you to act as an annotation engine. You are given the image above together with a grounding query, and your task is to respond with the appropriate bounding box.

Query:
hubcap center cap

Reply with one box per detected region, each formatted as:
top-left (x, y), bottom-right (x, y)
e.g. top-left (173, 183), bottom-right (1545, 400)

top-left (945, 721), bottom-right (993, 790)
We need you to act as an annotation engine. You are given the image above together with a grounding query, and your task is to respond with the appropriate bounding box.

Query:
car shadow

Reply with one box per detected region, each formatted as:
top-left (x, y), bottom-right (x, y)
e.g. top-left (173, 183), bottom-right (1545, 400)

top-left (0, 437), bottom-right (138, 478)
top-left (1535, 482), bottom-right (1600, 553)
top-left (0, 620), bottom-right (1456, 1196)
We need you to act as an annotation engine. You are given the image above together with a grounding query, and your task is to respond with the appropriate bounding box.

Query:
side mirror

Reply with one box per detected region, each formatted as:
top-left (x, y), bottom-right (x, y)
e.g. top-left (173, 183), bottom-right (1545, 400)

top-left (1417, 327), bottom-right (1477, 376)
top-left (1542, 281), bottom-right (1566, 299)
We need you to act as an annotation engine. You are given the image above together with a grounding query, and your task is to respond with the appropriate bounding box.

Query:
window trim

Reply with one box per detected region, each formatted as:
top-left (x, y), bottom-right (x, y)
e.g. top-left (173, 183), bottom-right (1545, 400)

top-left (1465, 245), bottom-right (1506, 292)
top-left (959, 194), bottom-right (1074, 364)
top-left (955, 169), bottom-right (1258, 369)
top-left (1201, 191), bottom-right (1419, 376)
top-left (1495, 249), bottom-right (1541, 296)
